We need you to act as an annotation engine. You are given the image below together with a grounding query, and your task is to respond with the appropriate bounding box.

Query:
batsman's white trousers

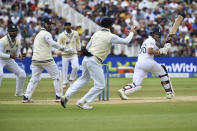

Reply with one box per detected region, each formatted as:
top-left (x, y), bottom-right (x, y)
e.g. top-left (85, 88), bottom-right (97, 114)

top-left (65, 56), bottom-right (105, 103)
top-left (0, 59), bottom-right (26, 94)
top-left (133, 59), bottom-right (167, 86)
top-left (24, 62), bottom-right (61, 98)
top-left (62, 56), bottom-right (79, 84)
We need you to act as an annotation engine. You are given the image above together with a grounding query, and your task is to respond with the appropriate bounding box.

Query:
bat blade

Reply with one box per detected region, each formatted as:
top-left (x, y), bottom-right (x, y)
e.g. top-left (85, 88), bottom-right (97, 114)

top-left (169, 15), bottom-right (184, 35)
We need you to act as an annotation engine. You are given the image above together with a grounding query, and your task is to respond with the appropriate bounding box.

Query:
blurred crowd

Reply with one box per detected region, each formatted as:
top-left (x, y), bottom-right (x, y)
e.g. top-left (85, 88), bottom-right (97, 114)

top-left (0, 0), bottom-right (197, 57)
top-left (65, 0), bottom-right (197, 57)
top-left (0, 0), bottom-right (87, 57)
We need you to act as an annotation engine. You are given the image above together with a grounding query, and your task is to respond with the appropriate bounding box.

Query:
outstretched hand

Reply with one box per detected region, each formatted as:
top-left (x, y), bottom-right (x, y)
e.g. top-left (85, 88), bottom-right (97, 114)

top-left (130, 26), bottom-right (137, 34)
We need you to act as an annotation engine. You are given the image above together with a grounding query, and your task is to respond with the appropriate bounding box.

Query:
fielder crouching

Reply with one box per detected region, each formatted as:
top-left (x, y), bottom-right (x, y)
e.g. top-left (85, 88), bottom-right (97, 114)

top-left (22, 17), bottom-right (74, 103)
top-left (118, 27), bottom-right (175, 100)
top-left (60, 17), bottom-right (136, 109)
top-left (0, 24), bottom-right (26, 96)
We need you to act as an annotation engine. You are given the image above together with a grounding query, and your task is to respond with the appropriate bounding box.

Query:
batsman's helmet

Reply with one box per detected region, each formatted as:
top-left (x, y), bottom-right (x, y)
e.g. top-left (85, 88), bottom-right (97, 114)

top-left (150, 27), bottom-right (161, 36)
top-left (100, 17), bottom-right (114, 28)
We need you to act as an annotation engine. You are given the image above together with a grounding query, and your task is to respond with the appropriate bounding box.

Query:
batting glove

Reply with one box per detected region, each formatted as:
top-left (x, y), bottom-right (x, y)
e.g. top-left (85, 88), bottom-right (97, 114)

top-left (159, 48), bottom-right (168, 55)
top-left (164, 43), bottom-right (171, 50)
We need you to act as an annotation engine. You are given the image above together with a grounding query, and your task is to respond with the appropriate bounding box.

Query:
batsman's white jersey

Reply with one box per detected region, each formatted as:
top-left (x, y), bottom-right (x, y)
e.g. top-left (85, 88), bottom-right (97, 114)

top-left (58, 30), bottom-right (81, 85)
top-left (121, 35), bottom-right (174, 98)
top-left (0, 35), bottom-right (26, 96)
top-left (64, 28), bottom-right (134, 104)
top-left (133, 36), bottom-right (164, 86)
top-left (138, 36), bottom-right (158, 61)
top-left (24, 28), bottom-right (67, 99)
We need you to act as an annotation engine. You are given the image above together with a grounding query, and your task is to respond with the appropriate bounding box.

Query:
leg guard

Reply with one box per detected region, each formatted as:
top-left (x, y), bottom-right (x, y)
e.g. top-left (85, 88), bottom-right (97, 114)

top-left (123, 83), bottom-right (142, 95)
top-left (159, 65), bottom-right (175, 98)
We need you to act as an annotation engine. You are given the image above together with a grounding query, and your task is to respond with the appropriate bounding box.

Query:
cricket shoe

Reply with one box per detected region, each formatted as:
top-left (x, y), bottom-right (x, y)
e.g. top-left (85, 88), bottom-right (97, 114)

top-left (166, 92), bottom-right (175, 99)
top-left (15, 92), bottom-right (24, 97)
top-left (76, 102), bottom-right (93, 110)
top-left (55, 95), bottom-right (61, 102)
top-left (22, 96), bottom-right (33, 103)
top-left (60, 96), bottom-right (68, 108)
top-left (118, 89), bottom-right (128, 100)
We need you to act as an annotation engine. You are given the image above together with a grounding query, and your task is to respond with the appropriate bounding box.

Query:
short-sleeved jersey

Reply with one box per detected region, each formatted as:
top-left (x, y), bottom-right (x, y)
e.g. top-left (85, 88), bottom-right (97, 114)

top-left (138, 36), bottom-right (158, 61)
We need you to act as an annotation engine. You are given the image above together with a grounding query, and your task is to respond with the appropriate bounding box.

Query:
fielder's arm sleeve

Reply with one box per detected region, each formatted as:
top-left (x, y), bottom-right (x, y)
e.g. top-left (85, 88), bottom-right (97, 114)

top-left (44, 33), bottom-right (65, 50)
top-left (0, 41), bottom-right (10, 59)
top-left (110, 32), bottom-right (134, 45)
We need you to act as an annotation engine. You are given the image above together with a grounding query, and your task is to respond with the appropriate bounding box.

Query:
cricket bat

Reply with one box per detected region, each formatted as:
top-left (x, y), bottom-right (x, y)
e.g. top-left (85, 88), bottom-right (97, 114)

top-left (167, 15), bottom-right (184, 41)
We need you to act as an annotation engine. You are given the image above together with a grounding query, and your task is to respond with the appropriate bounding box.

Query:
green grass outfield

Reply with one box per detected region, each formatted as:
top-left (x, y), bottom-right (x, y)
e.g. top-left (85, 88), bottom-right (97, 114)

top-left (0, 78), bottom-right (197, 131)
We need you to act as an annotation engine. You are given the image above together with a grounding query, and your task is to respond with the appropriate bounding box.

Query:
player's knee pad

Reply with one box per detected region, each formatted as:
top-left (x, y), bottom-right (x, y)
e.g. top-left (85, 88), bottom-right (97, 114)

top-left (123, 83), bottom-right (142, 95)
top-left (159, 65), bottom-right (174, 93)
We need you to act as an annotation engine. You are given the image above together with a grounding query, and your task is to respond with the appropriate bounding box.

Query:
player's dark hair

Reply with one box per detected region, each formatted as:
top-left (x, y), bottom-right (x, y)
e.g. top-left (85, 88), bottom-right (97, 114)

top-left (64, 22), bottom-right (71, 26)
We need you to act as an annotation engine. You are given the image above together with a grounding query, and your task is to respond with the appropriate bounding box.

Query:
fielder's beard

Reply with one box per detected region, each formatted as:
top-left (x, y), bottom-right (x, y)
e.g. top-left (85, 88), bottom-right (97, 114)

top-left (45, 24), bottom-right (52, 32)
top-left (44, 26), bottom-right (51, 32)
top-left (66, 28), bottom-right (71, 33)
top-left (8, 32), bottom-right (17, 41)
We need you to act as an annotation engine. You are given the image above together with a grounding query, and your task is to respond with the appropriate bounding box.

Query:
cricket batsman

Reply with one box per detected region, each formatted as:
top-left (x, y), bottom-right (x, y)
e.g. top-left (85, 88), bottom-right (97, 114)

top-left (23, 17), bottom-right (74, 103)
top-left (118, 27), bottom-right (175, 100)
top-left (60, 17), bottom-right (136, 109)
top-left (0, 24), bottom-right (26, 96)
